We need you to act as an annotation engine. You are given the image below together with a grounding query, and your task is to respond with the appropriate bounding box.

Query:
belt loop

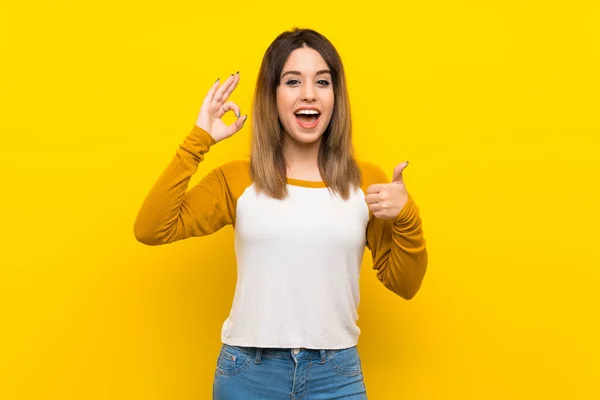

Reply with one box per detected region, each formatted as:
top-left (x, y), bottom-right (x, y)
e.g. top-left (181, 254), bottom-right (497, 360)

top-left (255, 348), bottom-right (263, 364)
top-left (319, 349), bottom-right (326, 364)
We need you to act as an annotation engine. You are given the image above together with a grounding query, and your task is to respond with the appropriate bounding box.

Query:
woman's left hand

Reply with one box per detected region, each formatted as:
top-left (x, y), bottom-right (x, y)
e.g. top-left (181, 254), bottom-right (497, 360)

top-left (365, 162), bottom-right (410, 220)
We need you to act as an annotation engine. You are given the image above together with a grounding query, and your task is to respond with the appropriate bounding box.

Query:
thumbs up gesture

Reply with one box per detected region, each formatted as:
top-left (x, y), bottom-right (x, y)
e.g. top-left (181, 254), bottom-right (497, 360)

top-left (365, 162), bottom-right (410, 220)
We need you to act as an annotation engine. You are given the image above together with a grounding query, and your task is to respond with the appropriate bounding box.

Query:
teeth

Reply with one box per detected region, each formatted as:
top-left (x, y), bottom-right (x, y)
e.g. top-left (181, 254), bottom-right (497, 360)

top-left (295, 110), bottom-right (320, 115)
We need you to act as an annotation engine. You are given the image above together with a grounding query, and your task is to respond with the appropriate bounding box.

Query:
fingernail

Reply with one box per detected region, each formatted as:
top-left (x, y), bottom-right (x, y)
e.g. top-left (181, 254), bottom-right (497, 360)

top-left (215, 77), bottom-right (220, 83)
top-left (236, 71), bottom-right (239, 75)
top-left (230, 73), bottom-right (234, 77)
top-left (236, 110), bottom-right (240, 118)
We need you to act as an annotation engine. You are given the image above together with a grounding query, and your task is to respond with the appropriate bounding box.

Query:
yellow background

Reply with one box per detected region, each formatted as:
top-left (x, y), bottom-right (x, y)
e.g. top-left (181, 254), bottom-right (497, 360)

top-left (1, 0), bottom-right (599, 399)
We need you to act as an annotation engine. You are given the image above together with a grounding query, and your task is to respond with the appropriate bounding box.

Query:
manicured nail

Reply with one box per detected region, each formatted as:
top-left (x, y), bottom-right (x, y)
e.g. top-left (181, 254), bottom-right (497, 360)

top-left (236, 71), bottom-right (239, 75)
top-left (215, 77), bottom-right (220, 83)
top-left (236, 110), bottom-right (240, 118)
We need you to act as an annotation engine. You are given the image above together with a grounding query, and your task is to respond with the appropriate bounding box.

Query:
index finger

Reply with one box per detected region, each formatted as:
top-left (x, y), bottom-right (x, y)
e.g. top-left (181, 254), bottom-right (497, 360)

top-left (366, 183), bottom-right (386, 194)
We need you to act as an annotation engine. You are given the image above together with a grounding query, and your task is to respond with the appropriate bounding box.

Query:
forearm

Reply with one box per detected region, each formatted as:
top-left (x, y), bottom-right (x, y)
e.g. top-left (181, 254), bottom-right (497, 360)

top-left (133, 125), bottom-right (216, 245)
top-left (376, 196), bottom-right (428, 299)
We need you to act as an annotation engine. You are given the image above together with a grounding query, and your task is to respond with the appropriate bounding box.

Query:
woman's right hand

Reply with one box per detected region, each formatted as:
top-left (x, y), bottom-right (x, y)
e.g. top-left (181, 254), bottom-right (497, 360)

top-left (195, 72), bottom-right (247, 143)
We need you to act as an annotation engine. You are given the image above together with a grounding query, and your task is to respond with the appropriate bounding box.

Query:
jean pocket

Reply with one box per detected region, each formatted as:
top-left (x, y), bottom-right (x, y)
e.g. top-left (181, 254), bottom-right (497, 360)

top-left (327, 346), bottom-right (363, 376)
top-left (216, 344), bottom-right (251, 376)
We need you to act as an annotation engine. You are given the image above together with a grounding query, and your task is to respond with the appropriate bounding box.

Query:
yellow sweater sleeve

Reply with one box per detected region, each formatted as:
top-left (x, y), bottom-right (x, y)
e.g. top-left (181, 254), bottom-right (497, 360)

top-left (133, 125), bottom-right (239, 245)
top-left (361, 162), bottom-right (429, 299)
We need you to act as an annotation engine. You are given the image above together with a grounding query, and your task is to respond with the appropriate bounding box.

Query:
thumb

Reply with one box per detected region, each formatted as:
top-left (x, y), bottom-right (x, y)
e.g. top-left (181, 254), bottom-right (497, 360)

top-left (392, 161), bottom-right (409, 183)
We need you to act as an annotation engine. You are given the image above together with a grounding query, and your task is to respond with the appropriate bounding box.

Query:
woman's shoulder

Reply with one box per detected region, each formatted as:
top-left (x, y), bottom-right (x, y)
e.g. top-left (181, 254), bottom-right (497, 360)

top-left (211, 160), bottom-right (252, 199)
top-left (357, 161), bottom-right (390, 188)
top-left (217, 159), bottom-right (250, 176)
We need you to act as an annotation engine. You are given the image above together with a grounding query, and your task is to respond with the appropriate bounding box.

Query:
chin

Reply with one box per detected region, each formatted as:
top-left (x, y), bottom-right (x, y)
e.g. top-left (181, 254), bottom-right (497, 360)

top-left (283, 120), bottom-right (328, 146)
top-left (288, 130), bottom-right (324, 145)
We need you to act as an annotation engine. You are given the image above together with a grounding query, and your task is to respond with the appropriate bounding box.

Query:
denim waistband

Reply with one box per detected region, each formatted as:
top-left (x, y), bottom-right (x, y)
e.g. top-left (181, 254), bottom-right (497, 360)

top-left (223, 344), bottom-right (353, 363)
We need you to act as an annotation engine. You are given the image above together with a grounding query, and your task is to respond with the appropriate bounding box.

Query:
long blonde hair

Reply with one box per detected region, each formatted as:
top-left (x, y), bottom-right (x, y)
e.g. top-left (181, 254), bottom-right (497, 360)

top-left (250, 28), bottom-right (361, 200)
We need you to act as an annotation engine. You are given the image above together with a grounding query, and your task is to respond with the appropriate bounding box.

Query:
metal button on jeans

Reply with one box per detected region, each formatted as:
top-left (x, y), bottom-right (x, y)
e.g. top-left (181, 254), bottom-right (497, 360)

top-left (293, 348), bottom-right (300, 355)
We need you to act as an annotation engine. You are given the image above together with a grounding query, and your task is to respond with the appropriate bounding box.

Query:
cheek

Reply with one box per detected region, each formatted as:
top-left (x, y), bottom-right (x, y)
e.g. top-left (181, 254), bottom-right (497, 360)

top-left (324, 91), bottom-right (335, 113)
top-left (324, 97), bottom-right (335, 120)
top-left (276, 92), bottom-right (293, 114)
top-left (275, 91), bottom-right (283, 113)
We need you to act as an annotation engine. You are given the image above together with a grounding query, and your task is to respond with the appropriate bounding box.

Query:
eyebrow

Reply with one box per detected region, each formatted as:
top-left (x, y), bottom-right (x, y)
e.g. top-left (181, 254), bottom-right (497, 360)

top-left (281, 69), bottom-right (332, 79)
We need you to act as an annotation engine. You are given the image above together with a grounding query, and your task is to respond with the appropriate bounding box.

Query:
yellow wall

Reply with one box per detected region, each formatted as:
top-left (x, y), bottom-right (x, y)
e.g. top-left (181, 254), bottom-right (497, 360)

top-left (1, 1), bottom-right (599, 399)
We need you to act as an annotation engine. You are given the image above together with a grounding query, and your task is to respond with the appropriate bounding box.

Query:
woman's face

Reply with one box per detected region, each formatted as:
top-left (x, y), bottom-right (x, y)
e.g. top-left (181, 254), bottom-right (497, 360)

top-left (276, 46), bottom-right (334, 146)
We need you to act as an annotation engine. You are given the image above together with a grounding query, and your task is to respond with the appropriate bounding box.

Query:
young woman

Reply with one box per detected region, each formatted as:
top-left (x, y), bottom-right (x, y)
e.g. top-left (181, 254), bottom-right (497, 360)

top-left (134, 27), bottom-right (428, 400)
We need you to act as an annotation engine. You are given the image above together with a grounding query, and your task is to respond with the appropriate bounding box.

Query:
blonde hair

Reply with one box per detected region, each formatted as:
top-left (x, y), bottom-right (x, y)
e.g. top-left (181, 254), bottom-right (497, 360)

top-left (250, 28), bottom-right (361, 200)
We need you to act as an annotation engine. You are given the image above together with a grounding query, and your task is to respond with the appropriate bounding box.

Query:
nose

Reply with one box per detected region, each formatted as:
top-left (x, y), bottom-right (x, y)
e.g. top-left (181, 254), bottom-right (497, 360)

top-left (301, 84), bottom-right (316, 101)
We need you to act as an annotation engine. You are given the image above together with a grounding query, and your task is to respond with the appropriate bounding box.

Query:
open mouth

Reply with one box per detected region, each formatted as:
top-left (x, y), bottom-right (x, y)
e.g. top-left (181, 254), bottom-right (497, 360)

top-left (294, 109), bottom-right (320, 129)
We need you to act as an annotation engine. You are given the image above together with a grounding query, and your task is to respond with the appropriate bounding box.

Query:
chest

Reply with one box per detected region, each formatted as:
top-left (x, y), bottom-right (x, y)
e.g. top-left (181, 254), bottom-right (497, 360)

top-left (235, 185), bottom-right (370, 249)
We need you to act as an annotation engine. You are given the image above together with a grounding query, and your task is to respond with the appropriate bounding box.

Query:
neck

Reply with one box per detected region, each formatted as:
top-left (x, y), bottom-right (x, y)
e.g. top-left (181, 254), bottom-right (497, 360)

top-left (282, 135), bottom-right (322, 181)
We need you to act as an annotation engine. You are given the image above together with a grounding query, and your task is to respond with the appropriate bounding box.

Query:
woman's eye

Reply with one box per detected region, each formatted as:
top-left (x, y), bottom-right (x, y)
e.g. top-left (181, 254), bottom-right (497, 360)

top-left (285, 79), bottom-right (331, 86)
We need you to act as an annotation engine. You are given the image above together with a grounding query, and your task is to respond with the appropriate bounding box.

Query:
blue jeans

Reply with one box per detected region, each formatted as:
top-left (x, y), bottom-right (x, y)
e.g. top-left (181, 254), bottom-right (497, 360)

top-left (213, 344), bottom-right (368, 399)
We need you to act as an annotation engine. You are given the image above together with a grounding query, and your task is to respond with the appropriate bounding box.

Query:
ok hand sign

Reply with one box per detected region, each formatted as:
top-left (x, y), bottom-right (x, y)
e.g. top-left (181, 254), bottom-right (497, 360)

top-left (195, 72), bottom-right (247, 143)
